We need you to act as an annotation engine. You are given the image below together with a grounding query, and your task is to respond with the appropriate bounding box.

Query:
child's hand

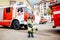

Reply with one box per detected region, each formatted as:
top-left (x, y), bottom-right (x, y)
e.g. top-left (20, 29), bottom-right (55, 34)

top-left (35, 28), bottom-right (38, 31)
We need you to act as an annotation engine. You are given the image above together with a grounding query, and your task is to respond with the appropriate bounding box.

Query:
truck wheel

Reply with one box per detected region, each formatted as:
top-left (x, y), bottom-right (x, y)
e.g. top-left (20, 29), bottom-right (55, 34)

top-left (12, 20), bottom-right (20, 30)
top-left (24, 25), bottom-right (28, 30)
top-left (42, 23), bottom-right (44, 24)
top-left (53, 26), bottom-right (56, 28)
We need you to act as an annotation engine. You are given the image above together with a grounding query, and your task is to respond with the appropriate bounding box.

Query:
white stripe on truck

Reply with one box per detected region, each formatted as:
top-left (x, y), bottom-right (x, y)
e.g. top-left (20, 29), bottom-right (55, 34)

top-left (0, 20), bottom-right (11, 22)
top-left (53, 11), bottom-right (60, 14)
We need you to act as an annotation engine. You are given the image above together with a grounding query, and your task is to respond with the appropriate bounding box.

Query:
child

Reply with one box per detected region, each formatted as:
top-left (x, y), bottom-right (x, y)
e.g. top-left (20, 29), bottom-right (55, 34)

top-left (27, 16), bottom-right (34, 38)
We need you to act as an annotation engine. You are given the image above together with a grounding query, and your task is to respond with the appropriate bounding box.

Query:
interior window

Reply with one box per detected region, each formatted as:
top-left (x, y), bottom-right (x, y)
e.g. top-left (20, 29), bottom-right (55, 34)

top-left (24, 7), bottom-right (32, 13)
top-left (6, 7), bottom-right (10, 13)
top-left (24, 7), bottom-right (28, 12)
top-left (17, 8), bottom-right (23, 12)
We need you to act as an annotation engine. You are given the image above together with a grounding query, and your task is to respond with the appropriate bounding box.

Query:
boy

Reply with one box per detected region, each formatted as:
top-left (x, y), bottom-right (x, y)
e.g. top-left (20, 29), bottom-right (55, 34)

top-left (27, 16), bottom-right (34, 38)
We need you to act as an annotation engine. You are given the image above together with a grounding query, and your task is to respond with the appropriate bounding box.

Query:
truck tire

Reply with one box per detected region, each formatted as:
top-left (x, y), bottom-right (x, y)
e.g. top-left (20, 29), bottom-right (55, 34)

top-left (24, 25), bottom-right (28, 30)
top-left (53, 26), bottom-right (56, 28)
top-left (11, 20), bottom-right (20, 30)
top-left (42, 23), bottom-right (44, 24)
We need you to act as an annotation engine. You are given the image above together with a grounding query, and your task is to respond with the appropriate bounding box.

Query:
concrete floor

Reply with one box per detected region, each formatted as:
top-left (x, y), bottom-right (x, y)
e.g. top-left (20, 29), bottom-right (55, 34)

top-left (0, 22), bottom-right (60, 40)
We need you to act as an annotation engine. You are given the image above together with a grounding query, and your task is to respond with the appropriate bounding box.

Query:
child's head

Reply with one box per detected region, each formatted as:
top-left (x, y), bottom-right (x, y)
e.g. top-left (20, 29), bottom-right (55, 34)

top-left (28, 15), bottom-right (33, 19)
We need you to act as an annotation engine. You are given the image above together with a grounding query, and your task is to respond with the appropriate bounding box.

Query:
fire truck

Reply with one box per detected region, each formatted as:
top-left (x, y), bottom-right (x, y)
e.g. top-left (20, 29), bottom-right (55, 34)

top-left (49, 3), bottom-right (60, 28)
top-left (0, 4), bottom-right (34, 30)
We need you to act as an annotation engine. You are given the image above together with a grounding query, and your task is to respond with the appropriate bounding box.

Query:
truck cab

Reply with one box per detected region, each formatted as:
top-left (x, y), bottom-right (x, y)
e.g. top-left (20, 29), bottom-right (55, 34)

top-left (0, 4), bottom-right (32, 30)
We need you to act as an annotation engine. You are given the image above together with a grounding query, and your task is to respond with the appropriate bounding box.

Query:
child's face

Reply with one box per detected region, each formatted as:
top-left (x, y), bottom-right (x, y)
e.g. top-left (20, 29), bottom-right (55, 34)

top-left (30, 16), bottom-right (32, 19)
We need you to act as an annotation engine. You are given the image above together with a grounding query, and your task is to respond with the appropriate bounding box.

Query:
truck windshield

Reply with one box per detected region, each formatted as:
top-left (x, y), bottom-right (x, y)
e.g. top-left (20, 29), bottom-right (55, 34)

top-left (6, 7), bottom-right (10, 13)
top-left (17, 8), bottom-right (23, 12)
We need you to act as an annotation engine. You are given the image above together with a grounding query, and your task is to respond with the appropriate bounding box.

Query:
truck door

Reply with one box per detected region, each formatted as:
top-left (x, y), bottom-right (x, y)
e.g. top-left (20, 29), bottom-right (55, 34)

top-left (3, 7), bottom-right (13, 20)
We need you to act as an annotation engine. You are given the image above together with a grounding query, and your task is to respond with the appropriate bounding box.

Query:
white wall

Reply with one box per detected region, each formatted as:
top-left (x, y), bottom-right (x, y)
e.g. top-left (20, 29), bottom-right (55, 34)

top-left (0, 8), bottom-right (3, 20)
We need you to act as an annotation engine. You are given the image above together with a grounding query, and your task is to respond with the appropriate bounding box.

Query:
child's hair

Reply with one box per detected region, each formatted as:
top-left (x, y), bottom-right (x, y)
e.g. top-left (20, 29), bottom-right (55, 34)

top-left (28, 15), bottom-right (33, 19)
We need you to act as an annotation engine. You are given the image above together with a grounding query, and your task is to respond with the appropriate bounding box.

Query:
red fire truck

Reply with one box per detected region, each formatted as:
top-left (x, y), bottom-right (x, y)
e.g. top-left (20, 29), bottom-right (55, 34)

top-left (49, 3), bottom-right (60, 28)
top-left (0, 4), bottom-right (34, 30)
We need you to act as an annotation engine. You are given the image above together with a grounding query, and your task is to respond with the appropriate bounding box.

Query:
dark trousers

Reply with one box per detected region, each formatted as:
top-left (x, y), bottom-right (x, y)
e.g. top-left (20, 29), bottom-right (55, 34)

top-left (28, 31), bottom-right (34, 37)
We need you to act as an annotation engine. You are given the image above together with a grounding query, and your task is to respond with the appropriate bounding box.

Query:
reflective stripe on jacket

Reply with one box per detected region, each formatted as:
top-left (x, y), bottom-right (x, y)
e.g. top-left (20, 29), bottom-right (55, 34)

top-left (27, 19), bottom-right (33, 25)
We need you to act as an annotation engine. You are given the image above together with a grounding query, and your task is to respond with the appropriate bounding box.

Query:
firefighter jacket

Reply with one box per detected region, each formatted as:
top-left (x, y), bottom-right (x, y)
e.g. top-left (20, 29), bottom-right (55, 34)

top-left (27, 19), bottom-right (34, 32)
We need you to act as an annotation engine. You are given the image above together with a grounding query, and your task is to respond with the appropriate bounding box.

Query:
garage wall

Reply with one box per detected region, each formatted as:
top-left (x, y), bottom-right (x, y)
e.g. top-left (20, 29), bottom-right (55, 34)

top-left (16, 0), bottom-right (23, 3)
top-left (0, 0), bottom-right (24, 6)
top-left (0, 8), bottom-right (3, 20)
top-left (0, 0), bottom-right (9, 6)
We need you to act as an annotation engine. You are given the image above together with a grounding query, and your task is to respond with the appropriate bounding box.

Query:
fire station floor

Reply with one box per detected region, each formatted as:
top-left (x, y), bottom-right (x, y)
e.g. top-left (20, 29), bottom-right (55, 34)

top-left (0, 22), bottom-right (60, 40)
